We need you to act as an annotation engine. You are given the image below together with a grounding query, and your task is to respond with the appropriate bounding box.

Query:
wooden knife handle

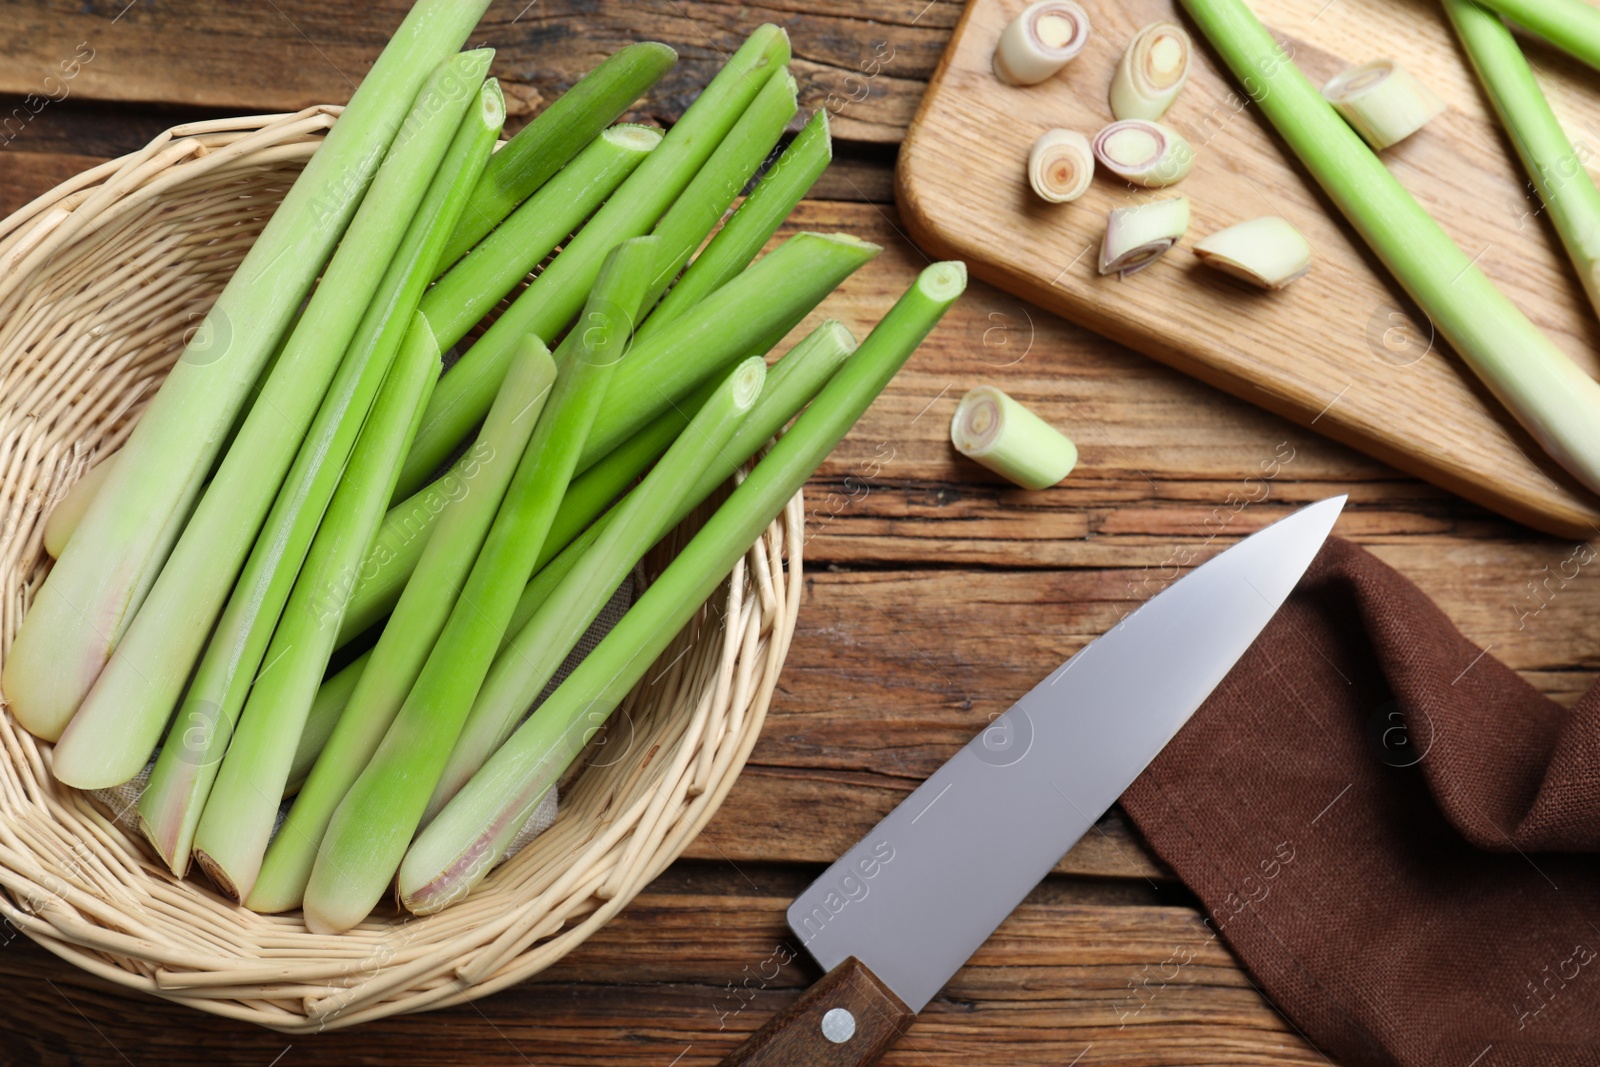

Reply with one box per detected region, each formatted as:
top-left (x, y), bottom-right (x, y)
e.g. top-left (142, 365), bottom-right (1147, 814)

top-left (716, 956), bottom-right (916, 1067)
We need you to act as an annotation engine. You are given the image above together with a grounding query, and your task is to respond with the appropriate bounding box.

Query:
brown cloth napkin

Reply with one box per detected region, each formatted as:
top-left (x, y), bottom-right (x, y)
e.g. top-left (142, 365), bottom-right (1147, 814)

top-left (1121, 536), bottom-right (1600, 1067)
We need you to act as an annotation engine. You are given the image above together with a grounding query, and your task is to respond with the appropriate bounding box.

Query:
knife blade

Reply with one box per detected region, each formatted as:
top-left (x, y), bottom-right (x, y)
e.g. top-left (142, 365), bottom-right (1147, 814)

top-left (716, 495), bottom-right (1346, 1067)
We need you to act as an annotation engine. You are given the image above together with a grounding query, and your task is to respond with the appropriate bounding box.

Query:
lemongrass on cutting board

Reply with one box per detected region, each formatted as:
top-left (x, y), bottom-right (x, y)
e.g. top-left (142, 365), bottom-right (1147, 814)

top-left (1028, 129), bottom-right (1095, 202)
top-left (1181, 0), bottom-right (1600, 498)
top-left (1467, 0), bottom-right (1600, 74)
top-left (951, 386), bottom-right (1077, 490)
top-left (1194, 216), bottom-right (1312, 289)
top-left (1322, 59), bottom-right (1445, 151)
top-left (1446, 0), bottom-right (1600, 321)
top-left (993, 1), bottom-right (1092, 86)
top-left (1, 0), bottom-right (493, 743)
top-left (1110, 21), bottom-right (1193, 121)
top-left (1093, 119), bottom-right (1194, 187)
top-left (1100, 195), bottom-right (1190, 276)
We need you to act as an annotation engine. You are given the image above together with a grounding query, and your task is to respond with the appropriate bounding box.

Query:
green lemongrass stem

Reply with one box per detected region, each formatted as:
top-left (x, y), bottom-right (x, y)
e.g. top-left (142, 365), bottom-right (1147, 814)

top-left (303, 237), bottom-right (658, 934)
top-left (1028, 128), bottom-right (1095, 203)
top-left (1092, 119), bottom-right (1194, 187)
top-left (1467, 0), bottom-right (1600, 74)
top-left (1110, 22), bottom-right (1193, 121)
top-left (638, 108), bottom-right (832, 342)
top-left (1447, 0), bottom-right (1600, 318)
top-left (2, 3), bottom-right (491, 741)
top-left (1322, 59), bottom-right (1446, 151)
top-left (342, 231), bottom-right (881, 636)
top-left (194, 326), bottom-right (440, 904)
top-left (442, 42), bottom-right (678, 265)
top-left (992, 1), bottom-right (1093, 86)
top-left (399, 262), bottom-right (966, 914)
top-left (1099, 195), bottom-right (1190, 276)
top-left (419, 125), bottom-right (662, 355)
top-left (54, 56), bottom-right (496, 794)
top-left (951, 386), bottom-right (1077, 490)
top-left (425, 321), bottom-right (857, 817)
top-left (1181, 0), bottom-right (1600, 496)
top-left (43, 455), bottom-right (113, 558)
top-left (248, 340), bottom-right (557, 914)
top-left (394, 25), bottom-right (792, 499)
top-left (287, 651), bottom-right (371, 796)
top-left (1193, 216), bottom-right (1312, 289)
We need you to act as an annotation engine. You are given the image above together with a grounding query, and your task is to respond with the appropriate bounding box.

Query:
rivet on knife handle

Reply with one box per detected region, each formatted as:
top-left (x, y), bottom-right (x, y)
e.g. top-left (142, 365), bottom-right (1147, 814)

top-left (716, 957), bottom-right (915, 1067)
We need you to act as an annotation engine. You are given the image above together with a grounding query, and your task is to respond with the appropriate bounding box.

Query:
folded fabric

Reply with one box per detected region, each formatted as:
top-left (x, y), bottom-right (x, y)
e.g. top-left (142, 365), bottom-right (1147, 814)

top-left (1122, 537), bottom-right (1600, 1067)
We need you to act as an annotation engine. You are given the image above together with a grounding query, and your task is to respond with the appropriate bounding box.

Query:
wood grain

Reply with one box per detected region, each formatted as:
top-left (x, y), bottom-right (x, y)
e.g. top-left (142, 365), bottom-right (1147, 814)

top-left (714, 957), bottom-right (915, 1066)
top-left (897, 0), bottom-right (1600, 536)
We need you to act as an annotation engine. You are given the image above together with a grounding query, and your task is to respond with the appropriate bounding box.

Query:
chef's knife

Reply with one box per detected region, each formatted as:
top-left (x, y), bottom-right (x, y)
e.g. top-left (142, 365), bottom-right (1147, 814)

top-left (716, 495), bottom-right (1345, 1066)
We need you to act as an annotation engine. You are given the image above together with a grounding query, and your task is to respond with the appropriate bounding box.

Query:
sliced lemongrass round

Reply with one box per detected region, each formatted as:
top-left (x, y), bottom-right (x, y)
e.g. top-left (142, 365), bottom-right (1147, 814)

top-left (1322, 59), bottom-right (1445, 150)
top-left (951, 386), bottom-right (1077, 490)
top-left (1099, 194), bottom-right (1190, 276)
top-left (1028, 128), bottom-right (1095, 202)
top-left (993, 1), bottom-right (1092, 86)
top-left (1194, 216), bottom-right (1312, 289)
top-left (1092, 119), bottom-right (1194, 187)
top-left (1110, 21), bottom-right (1193, 120)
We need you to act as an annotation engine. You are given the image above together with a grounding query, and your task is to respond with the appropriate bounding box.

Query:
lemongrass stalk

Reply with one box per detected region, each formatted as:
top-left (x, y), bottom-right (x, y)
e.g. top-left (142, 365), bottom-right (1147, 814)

top-left (442, 42), bottom-right (678, 265)
top-left (1322, 59), bottom-right (1445, 150)
top-left (1194, 216), bottom-right (1311, 289)
top-left (1028, 129), bottom-right (1095, 203)
top-left (54, 56), bottom-right (497, 795)
top-left (248, 340), bottom-right (556, 914)
top-left (394, 25), bottom-right (792, 499)
top-left (420, 124), bottom-right (662, 354)
top-left (1446, 0), bottom-right (1600, 319)
top-left (1092, 119), bottom-right (1194, 187)
top-left (426, 321), bottom-right (857, 815)
top-left (993, 1), bottom-right (1092, 86)
top-left (303, 237), bottom-right (658, 934)
top-left (951, 386), bottom-right (1077, 489)
top-left (43, 455), bottom-right (113, 559)
top-left (639, 108), bottom-right (832, 342)
top-left (1099, 195), bottom-right (1190, 276)
top-left (400, 263), bottom-right (966, 913)
top-left (2, 3), bottom-right (492, 741)
top-left (1110, 22), bottom-right (1193, 121)
top-left (287, 651), bottom-right (371, 796)
top-left (194, 323), bottom-right (440, 904)
top-left (1181, 0), bottom-right (1600, 495)
top-left (344, 231), bottom-right (881, 635)
top-left (1467, 0), bottom-right (1600, 74)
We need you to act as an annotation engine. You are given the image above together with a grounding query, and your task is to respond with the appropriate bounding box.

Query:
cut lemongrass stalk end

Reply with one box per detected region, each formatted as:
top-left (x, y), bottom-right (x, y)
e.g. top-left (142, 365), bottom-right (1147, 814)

top-left (994, 0), bottom-right (1092, 86)
top-left (1028, 128), bottom-right (1095, 202)
top-left (1110, 21), bottom-right (1193, 121)
top-left (1322, 59), bottom-right (1446, 151)
top-left (951, 386), bottom-right (1076, 490)
top-left (1194, 216), bottom-right (1312, 290)
top-left (1099, 195), bottom-right (1190, 277)
top-left (1092, 119), bottom-right (1193, 187)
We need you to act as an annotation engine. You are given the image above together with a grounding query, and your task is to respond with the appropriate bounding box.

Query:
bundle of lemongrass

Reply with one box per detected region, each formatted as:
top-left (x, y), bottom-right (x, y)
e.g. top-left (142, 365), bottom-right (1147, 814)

top-left (8, 0), bottom-right (964, 932)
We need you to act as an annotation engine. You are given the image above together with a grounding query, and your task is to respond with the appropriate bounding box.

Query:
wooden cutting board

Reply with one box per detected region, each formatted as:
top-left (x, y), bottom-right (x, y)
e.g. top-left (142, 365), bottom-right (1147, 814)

top-left (897, 0), bottom-right (1600, 537)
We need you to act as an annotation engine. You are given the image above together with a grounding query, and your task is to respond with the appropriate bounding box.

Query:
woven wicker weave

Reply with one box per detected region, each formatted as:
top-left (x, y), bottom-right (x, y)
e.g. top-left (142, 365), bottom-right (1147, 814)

top-left (0, 107), bottom-right (802, 1031)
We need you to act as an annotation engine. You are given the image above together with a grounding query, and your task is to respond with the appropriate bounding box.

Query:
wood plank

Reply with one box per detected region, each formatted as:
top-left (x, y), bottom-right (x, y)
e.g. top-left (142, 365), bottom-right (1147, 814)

top-left (897, 0), bottom-right (1600, 535)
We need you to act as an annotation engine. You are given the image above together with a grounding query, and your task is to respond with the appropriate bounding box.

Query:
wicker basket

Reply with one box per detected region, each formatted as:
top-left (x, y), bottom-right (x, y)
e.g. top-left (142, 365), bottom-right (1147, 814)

top-left (0, 107), bottom-right (802, 1031)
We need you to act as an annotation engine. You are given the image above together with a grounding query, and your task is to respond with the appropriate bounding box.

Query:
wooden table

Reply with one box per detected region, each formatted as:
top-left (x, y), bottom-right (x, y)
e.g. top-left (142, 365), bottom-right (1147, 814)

top-left (1, 2), bottom-right (1596, 1064)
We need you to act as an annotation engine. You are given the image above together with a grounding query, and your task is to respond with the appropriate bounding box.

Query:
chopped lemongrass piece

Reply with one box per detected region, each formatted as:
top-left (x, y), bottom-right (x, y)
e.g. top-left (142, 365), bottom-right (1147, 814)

top-left (1446, 0), bottom-right (1600, 321)
top-left (951, 386), bottom-right (1077, 490)
top-left (1181, 0), bottom-right (1600, 499)
top-left (993, 0), bottom-right (1092, 86)
top-left (2, 0), bottom-right (493, 743)
top-left (1028, 128), bottom-right (1095, 202)
top-left (287, 651), bottom-right (371, 797)
top-left (398, 262), bottom-right (967, 916)
top-left (1459, 0), bottom-right (1600, 75)
top-left (42, 455), bottom-right (113, 558)
top-left (1322, 59), bottom-right (1445, 151)
top-left (1099, 195), bottom-right (1190, 276)
top-left (1110, 21), bottom-right (1193, 121)
top-left (1194, 216), bottom-right (1312, 289)
top-left (1092, 119), bottom-right (1194, 187)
